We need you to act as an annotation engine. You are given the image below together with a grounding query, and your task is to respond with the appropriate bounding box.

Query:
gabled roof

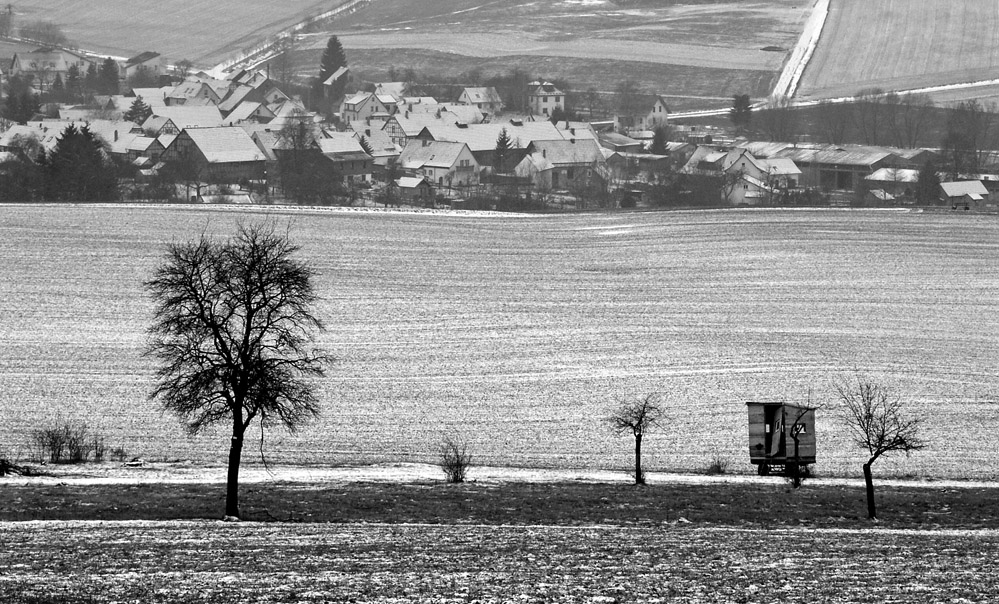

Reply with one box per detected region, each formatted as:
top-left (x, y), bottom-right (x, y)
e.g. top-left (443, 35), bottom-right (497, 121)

top-left (323, 66), bottom-right (349, 86)
top-left (223, 102), bottom-right (274, 125)
top-left (130, 87), bottom-right (170, 107)
top-left (758, 158), bottom-right (801, 176)
top-left (127, 136), bottom-right (159, 153)
top-left (348, 122), bottom-right (401, 158)
top-left (150, 106), bottom-right (223, 129)
top-left (420, 120), bottom-right (564, 152)
top-left (315, 133), bottom-right (367, 156)
top-left (143, 115), bottom-right (177, 133)
top-left (396, 176), bottom-right (429, 189)
top-left (940, 180), bottom-right (988, 198)
top-left (250, 130), bottom-right (281, 161)
top-left (126, 51), bottom-right (160, 67)
top-left (218, 85), bottom-right (255, 113)
top-left (180, 127), bottom-right (266, 163)
top-left (399, 140), bottom-right (470, 169)
top-left (460, 87), bottom-right (502, 105)
top-left (526, 139), bottom-right (604, 166)
top-left (391, 112), bottom-right (461, 137)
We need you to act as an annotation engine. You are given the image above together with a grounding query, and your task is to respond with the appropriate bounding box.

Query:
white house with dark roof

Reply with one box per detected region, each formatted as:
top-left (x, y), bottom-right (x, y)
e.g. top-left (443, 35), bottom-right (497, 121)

top-left (399, 139), bottom-right (478, 187)
top-left (124, 52), bottom-right (162, 80)
top-left (340, 92), bottom-right (397, 122)
top-left (514, 138), bottom-right (606, 190)
top-left (9, 48), bottom-right (96, 93)
top-left (162, 126), bottom-right (266, 183)
top-left (527, 81), bottom-right (564, 117)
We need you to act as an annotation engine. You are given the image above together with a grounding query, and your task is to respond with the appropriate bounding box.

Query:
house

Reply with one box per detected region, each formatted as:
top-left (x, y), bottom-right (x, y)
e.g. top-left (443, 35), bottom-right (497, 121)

top-left (940, 180), bottom-right (989, 210)
top-left (399, 139), bottom-right (479, 187)
top-left (526, 81), bottom-right (564, 117)
top-left (222, 101), bottom-right (275, 126)
top-left (142, 115), bottom-right (180, 136)
top-left (322, 66), bottom-right (350, 99)
top-left (770, 144), bottom-right (903, 190)
top-left (166, 79), bottom-right (223, 106)
top-left (9, 48), bottom-right (96, 93)
top-left (456, 87), bottom-right (503, 117)
top-left (147, 105), bottom-right (224, 129)
top-left (416, 119), bottom-right (567, 170)
top-left (340, 92), bottom-right (397, 122)
top-left (615, 95), bottom-right (670, 133)
top-left (314, 133), bottom-right (374, 183)
top-left (129, 86), bottom-right (171, 107)
top-left (682, 147), bottom-right (801, 205)
top-left (124, 52), bottom-right (163, 81)
top-left (514, 139), bottom-right (606, 190)
top-left (395, 176), bottom-right (433, 203)
top-left (382, 111), bottom-right (461, 147)
top-left (161, 126), bottom-right (266, 183)
top-left (605, 151), bottom-right (671, 183)
top-left (597, 131), bottom-right (644, 154)
top-left (126, 135), bottom-right (167, 164)
top-left (349, 121), bottom-right (401, 167)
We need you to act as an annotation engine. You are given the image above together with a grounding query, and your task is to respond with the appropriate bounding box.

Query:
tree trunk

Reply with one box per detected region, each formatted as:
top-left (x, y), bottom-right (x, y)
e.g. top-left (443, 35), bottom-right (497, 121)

top-left (634, 433), bottom-right (644, 485)
top-left (225, 428), bottom-right (244, 519)
top-left (863, 462), bottom-right (877, 520)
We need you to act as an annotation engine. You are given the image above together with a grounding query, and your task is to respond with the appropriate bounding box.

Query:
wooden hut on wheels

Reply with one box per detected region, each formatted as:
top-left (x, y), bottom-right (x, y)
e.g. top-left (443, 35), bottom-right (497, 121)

top-left (747, 402), bottom-right (815, 476)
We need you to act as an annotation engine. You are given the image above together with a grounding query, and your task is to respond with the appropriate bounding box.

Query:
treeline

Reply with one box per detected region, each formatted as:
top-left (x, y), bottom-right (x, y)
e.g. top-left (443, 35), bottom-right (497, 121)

top-left (2, 58), bottom-right (123, 123)
top-left (734, 91), bottom-right (999, 174)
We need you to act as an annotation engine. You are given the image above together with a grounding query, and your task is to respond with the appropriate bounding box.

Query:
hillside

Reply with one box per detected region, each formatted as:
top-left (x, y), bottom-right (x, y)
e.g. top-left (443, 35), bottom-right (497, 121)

top-left (797, 0), bottom-right (999, 104)
top-left (295, 0), bottom-right (811, 109)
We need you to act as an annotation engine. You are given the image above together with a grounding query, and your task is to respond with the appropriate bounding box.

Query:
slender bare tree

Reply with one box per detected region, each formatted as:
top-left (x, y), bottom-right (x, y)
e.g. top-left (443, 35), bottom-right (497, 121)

top-left (145, 222), bottom-right (332, 520)
top-left (608, 393), bottom-right (665, 485)
top-left (837, 375), bottom-right (925, 520)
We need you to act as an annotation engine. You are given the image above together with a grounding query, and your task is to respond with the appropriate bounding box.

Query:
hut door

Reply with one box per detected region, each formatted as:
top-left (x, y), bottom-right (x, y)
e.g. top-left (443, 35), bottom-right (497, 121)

top-left (764, 405), bottom-right (784, 458)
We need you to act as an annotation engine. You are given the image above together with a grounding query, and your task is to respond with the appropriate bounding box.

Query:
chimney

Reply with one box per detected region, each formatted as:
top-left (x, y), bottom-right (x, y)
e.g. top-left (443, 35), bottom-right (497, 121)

top-left (542, 149), bottom-right (546, 158)
top-left (565, 119), bottom-right (569, 129)
top-left (114, 131), bottom-right (118, 141)
top-left (365, 129), bottom-right (370, 137)
top-left (570, 128), bottom-right (575, 135)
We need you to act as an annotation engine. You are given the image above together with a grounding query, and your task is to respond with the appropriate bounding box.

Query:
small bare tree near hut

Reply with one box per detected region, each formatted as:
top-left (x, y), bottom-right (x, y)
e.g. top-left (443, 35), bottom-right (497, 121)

top-left (439, 435), bottom-right (472, 483)
top-left (837, 375), bottom-right (925, 520)
top-left (608, 393), bottom-right (664, 485)
top-left (145, 222), bottom-right (332, 520)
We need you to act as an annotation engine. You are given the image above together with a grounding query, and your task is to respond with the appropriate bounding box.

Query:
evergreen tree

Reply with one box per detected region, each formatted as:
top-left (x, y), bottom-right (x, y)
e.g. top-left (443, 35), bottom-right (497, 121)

top-left (99, 57), bottom-right (119, 95)
top-left (3, 90), bottom-right (40, 124)
top-left (124, 96), bottom-right (153, 124)
top-left (43, 124), bottom-right (119, 202)
top-left (84, 63), bottom-right (99, 95)
top-left (650, 126), bottom-right (669, 155)
top-left (494, 127), bottom-right (512, 173)
top-left (915, 159), bottom-right (941, 204)
top-left (66, 64), bottom-right (82, 102)
top-left (49, 73), bottom-right (65, 102)
top-left (549, 106), bottom-right (567, 126)
top-left (317, 35), bottom-right (348, 100)
top-left (358, 135), bottom-right (373, 155)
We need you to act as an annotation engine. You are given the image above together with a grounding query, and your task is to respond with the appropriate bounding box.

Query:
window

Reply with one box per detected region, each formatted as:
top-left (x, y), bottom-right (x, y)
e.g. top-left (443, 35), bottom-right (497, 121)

top-left (543, 97), bottom-right (548, 103)
top-left (555, 96), bottom-right (561, 103)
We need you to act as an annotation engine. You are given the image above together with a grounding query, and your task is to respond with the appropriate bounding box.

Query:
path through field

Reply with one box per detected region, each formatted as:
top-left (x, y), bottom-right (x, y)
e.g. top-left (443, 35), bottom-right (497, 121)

top-left (2, 521), bottom-right (997, 602)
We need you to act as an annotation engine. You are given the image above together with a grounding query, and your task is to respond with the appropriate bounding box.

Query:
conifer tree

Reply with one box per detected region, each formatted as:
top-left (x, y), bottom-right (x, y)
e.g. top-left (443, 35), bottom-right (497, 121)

top-left (494, 127), bottom-right (512, 173)
top-left (66, 64), bottom-right (82, 102)
top-left (99, 57), bottom-right (120, 95)
top-left (124, 95), bottom-right (153, 124)
top-left (43, 124), bottom-right (118, 202)
top-left (358, 135), bottom-right (373, 155)
top-left (318, 36), bottom-right (348, 100)
top-left (650, 126), bottom-right (669, 155)
top-left (84, 63), bottom-right (99, 95)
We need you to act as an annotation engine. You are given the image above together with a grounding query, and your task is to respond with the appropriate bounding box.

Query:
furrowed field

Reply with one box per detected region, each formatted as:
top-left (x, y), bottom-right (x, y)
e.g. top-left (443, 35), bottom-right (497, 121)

top-left (2, 206), bottom-right (999, 479)
top-left (798, 0), bottom-right (999, 101)
top-left (4, 521), bottom-right (999, 603)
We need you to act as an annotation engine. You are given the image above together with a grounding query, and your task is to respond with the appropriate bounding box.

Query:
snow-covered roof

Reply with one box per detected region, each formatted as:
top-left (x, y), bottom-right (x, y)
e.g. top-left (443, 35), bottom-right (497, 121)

top-left (940, 180), bottom-right (988, 198)
top-left (181, 127), bottom-right (265, 163)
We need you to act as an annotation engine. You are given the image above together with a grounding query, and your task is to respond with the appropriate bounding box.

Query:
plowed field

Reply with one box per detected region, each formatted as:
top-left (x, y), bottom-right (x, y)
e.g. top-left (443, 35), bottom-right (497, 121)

top-left (2, 206), bottom-right (999, 478)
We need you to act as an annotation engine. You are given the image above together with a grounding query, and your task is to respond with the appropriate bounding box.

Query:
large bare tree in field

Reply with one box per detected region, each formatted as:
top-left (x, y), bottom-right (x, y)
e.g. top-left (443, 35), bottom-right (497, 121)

top-left (837, 375), bottom-right (925, 520)
top-left (145, 222), bottom-right (331, 520)
top-left (608, 393), bottom-right (665, 485)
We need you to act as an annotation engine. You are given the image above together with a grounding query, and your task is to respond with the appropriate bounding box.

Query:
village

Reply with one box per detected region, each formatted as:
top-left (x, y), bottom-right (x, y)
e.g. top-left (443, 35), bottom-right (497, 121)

top-left (0, 42), bottom-right (996, 212)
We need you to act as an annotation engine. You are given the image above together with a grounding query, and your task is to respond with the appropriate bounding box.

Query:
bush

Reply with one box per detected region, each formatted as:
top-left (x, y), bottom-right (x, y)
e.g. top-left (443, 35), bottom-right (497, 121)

top-left (706, 452), bottom-right (729, 475)
top-left (439, 436), bottom-right (472, 483)
top-left (32, 422), bottom-right (112, 464)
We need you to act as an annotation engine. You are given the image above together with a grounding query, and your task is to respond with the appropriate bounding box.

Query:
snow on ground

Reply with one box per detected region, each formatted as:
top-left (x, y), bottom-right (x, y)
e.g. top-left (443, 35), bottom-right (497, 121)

top-left (8, 461), bottom-right (998, 490)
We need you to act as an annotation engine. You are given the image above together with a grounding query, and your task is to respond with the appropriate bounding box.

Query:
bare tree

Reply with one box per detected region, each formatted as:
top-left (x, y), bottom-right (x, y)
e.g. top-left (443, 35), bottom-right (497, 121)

top-left (885, 93), bottom-right (934, 149)
top-left (853, 88), bottom-right (887, 145)
top-left (814, 100), bottom-right (853, 145)
top-left (756, 94), bottom-right (798, 142)
top-left (608, 393), bottom-right (664, 485)
top-left (836, 375), bottom-right (925, 520)
top-left (438, 435), bottom-right (472, 483)
top-left (145, 222), bottom-right (332, 520)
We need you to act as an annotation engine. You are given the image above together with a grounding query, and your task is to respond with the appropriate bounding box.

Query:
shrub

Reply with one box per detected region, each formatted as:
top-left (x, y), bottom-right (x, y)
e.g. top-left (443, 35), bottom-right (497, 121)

top-left (32, 422), bottom-right (110, 464)
top-left (439, 436), bottom-right (472, 483)
top-left (706, 451), bottom-right (729, 475)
